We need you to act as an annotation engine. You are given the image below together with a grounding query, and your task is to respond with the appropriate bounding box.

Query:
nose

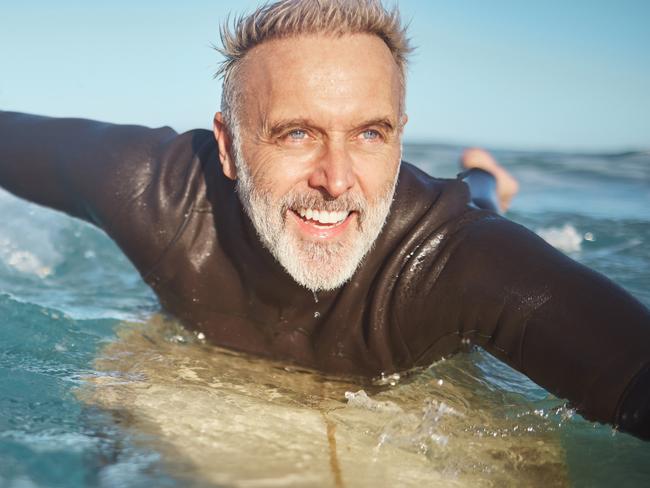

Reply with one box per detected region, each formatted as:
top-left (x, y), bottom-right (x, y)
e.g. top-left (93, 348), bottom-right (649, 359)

top-left (308, 141), bottom-right (356, 198)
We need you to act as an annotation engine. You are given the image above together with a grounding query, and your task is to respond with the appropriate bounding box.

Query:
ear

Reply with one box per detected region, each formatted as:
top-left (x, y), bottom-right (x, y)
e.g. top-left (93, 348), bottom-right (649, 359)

top-left (213, 112), bottom-right (237, 180)
top-left (399, 113), bottom-right (408, 131)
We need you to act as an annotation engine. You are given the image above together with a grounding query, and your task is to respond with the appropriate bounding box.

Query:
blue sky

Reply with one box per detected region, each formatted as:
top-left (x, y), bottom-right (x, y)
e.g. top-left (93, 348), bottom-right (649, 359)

top-left (1, 0), bottom-right (648, 151)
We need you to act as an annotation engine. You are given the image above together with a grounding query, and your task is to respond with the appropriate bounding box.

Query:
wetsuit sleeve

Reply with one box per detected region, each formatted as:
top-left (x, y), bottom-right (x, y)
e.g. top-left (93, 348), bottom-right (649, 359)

top-left (0, 110), bottom-right (190, 275)
top-left (0, 110), bottom-right (177, 223)
top-left (459, 168), bottom-right (499, 213)
top-left (409, 215), bottom-right (650, 439)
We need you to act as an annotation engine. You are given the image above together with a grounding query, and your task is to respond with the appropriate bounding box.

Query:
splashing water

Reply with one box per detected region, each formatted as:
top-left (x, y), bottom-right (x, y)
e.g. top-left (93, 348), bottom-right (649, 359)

top-left (536, 224), bottom-right (584, 253)
top-left (80, 317), bottom-right (572, 487)
top-left (1, 144), bottom-right (650, 487)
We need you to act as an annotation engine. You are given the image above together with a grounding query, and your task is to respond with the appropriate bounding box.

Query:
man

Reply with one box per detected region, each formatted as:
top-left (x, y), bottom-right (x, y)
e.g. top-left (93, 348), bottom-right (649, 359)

top-left (0, 0), bottom-right (648, 440)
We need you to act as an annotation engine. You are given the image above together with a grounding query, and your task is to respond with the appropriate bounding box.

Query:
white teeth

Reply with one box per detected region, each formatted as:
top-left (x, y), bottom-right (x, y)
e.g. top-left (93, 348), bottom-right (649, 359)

top-left (297, 208), bottom-right (349, 225)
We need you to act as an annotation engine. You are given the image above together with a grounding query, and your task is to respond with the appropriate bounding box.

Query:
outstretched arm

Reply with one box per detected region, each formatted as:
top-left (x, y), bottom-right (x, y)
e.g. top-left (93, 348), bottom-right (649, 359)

top-left (453, 149), bottom-right (649, 437)
top-left (0, 110), bottom-right (177, 226)
top-left (443, 217), bottom-right (650, 439)
top-left (0, 110), bottom-right (205, 278)
top-left (398, 206), bottom-right (649, 440)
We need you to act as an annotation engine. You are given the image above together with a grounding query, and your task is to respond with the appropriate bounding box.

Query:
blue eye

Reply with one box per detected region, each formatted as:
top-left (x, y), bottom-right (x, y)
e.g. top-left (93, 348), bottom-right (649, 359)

top-left (362, 129), bottom-right (380, 140)
top-left (288, 129), bottom-right (307, 140)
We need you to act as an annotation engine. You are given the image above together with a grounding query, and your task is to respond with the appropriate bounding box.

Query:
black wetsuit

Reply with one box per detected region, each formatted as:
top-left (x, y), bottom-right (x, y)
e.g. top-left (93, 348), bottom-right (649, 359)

top-left (1, 111), bottom-right (649, 439)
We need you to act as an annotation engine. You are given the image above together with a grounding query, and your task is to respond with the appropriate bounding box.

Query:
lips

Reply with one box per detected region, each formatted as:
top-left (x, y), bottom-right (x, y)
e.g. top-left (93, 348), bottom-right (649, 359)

top-left (296, 208), bottom-right (350, 226)
top-left (289, 207), bottom-right (355, 238)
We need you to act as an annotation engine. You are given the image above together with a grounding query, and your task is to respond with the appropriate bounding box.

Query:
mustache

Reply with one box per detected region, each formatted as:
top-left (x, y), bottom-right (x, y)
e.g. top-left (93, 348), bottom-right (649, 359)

top-left (280, 190), bottom-right (368, 215)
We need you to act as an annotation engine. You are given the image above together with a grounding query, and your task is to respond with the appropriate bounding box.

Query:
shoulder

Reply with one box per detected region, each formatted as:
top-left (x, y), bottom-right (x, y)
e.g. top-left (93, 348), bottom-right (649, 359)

top-left (103, 127), bottom-right (222, 277)
top-left (148, 128), bottom-right (217, 207)
top-left (385, 161), bottom-right (470, 228)
top-left (395, 161), bottom-right (469, 203)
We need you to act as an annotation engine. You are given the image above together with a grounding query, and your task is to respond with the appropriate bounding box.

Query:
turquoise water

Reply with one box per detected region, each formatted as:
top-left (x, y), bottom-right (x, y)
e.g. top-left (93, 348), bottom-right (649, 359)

top-left (1, 144), bottom-right (649, 487)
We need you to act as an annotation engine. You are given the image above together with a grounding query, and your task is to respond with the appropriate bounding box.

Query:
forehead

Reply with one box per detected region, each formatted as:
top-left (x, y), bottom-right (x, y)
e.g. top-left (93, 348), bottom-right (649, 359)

top-left (237, 34), bottom-right (402, 126)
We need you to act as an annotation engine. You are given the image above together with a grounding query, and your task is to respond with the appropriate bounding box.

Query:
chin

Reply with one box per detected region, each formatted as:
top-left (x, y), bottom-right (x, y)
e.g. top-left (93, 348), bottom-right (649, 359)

top-left (274, 231), bottom-right (369, 292)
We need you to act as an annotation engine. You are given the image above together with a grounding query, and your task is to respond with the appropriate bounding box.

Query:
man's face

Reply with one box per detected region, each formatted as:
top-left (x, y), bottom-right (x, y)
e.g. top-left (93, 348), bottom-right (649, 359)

top-left (217, 34), bottom-right (405, 291)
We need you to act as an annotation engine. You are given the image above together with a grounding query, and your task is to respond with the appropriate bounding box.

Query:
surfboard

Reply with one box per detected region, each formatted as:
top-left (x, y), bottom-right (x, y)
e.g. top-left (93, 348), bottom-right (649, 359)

top-left (78, 316), bottom-right (570, 487)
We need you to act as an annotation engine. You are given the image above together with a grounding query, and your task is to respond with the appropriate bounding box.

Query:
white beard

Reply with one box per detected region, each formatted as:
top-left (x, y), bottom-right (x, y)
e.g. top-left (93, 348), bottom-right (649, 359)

top-left (234, 154), bottom-right (398, 292)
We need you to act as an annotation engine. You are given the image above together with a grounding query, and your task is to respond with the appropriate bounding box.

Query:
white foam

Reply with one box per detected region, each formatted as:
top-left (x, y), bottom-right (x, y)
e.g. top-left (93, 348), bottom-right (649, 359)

top-left (345, 390), bottom-right (404, 413)
top-left (0, 189), bottom-right (63, 277)
top-left (0, 430), bottom-right (97, 453)
top-left (536, 224), bottom-right (583, 253)
top-left (0, 241), bottom-right (52, 278)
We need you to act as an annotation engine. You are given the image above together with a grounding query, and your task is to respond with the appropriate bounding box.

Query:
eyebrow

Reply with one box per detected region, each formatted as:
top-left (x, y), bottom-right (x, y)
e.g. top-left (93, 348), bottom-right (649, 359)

top-left (263, 116), bottom-right (397, 138)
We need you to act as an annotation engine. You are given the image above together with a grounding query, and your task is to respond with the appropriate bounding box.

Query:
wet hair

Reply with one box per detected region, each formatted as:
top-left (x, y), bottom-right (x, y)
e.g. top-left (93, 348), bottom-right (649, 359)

top-left (215, 0), bottom-right (412, 131)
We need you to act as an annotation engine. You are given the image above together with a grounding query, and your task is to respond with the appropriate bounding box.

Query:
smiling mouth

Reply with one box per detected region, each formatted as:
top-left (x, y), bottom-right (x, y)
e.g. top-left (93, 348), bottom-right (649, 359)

top-left (295, 208), bottom-right (350, 227)
top-left (288, 207), bottom-right (355, 237)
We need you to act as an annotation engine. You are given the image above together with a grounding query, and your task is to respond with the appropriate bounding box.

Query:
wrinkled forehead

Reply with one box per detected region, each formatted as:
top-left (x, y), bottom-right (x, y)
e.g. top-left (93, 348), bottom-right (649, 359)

top-left (236, 34), bottom-right (403, 127)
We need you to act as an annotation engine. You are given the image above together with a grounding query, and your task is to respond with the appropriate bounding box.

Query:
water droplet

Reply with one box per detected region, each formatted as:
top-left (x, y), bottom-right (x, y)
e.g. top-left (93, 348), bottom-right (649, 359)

top-left (313, 311), bottom-right (321, 319)
top-left (312, 291), bottom-right (319, 303)
top-left (584, 232), bottom-right (595, 242)
top-left (437, 379), bottom-right (444, 386)
top-left (373, 372), bottom-right (401, 386)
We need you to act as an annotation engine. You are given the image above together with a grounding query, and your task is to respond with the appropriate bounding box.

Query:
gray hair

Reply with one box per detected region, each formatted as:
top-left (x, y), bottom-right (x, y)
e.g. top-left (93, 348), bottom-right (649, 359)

top-left (215, 0), bottom-right (412, 132)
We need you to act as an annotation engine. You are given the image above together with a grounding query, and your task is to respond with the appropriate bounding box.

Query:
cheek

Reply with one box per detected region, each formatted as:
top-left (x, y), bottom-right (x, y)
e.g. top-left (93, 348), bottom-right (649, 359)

top-left (247, 150), bottom-right (309, 198)
top-left (244, 146), bottom-right (316, 194)
top-left (352, 149), bottom-right (401, 200)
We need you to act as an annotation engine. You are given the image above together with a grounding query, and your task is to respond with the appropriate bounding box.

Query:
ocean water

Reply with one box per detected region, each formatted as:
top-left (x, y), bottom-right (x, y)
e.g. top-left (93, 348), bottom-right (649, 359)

top-left (0, 143), bottom-right (649, 487)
